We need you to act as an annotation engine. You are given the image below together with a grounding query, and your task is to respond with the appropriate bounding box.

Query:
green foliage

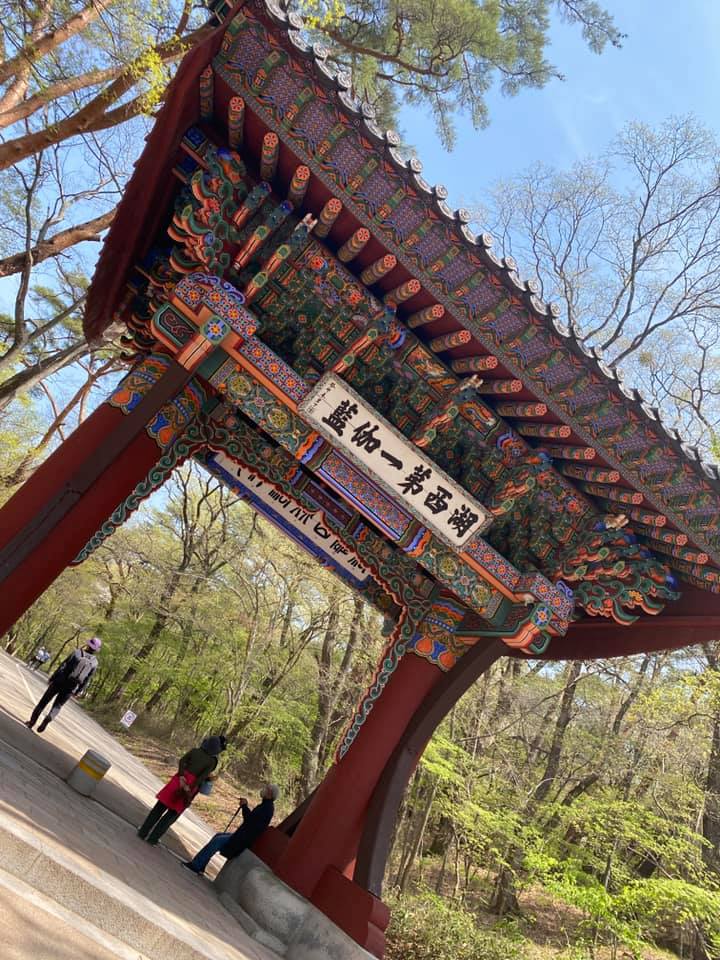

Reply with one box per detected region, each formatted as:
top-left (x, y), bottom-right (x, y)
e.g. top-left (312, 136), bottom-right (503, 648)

top-left (525, 862), bottom-right (720, 958)
top-left (618, 879), bottom-right (720, 956)
top-left (3, 462), bottom-right (388, 803)
top-left (0, 401), bottom-right (42, 502)
top-left (290, 0), bottom-right (622, 147)
top-left (0, 0), bottom-right (214, 417)
top-left (3, 424), bottom-right (720, 960)
top-left (386, 889), bottom-right (522, 960)
top-left (420, 733), bottom-right (466, 786)
top-left (297, 0), bottom-right (345, 29)
top-left (552, 790), bottom-right (708, 886)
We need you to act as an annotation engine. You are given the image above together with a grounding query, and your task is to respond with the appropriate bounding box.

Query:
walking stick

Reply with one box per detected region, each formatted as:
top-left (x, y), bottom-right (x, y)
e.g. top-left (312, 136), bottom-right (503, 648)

top-left (224, 801), bottom-right (245, 833)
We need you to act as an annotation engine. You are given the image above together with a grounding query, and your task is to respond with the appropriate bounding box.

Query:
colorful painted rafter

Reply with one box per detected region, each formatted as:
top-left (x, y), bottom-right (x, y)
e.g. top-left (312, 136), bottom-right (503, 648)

top-left (198, 3), bottom-right (720, 563)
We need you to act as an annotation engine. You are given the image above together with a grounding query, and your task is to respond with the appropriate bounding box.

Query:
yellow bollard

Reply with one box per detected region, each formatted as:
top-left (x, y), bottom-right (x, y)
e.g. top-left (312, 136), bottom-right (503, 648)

top-left (66, 749), bottom-right (111, 798)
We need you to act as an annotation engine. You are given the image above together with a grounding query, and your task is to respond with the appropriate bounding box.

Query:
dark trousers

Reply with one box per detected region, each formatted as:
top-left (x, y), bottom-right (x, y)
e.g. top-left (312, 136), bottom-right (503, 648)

top-left (29, 683), bottom-right (72, 726)
top-left (138, 801), bottom-right (181, 844)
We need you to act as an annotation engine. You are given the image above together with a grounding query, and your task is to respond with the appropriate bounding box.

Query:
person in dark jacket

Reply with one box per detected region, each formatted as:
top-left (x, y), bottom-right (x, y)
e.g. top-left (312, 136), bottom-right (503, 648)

top-left (137, 736), bottom-right (227, 845)
top-left (27, 646), bottom-right (50, 670)
top-left (182, 784), bottom-right (278, 875)
top-left (25, 638), bottom-right (101, 732)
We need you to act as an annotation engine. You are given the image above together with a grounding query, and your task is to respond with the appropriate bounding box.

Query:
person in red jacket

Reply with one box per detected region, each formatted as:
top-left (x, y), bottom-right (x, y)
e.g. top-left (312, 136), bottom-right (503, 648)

top-left (137, 736), bottom-right (227, 845)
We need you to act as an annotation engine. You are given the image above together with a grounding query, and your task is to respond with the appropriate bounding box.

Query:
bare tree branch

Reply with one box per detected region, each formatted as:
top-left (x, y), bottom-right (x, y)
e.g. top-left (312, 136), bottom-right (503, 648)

top-left (0, 1), bottom-right (109, 87)
top-left (0, 207), bottom-right (115, 277)
top-left (0, 22), bottom-right (213, 171)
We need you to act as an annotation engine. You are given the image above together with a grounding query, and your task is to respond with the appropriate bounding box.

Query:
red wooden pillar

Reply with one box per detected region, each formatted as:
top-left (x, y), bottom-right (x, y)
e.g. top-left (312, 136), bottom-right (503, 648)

top-left (275, 651), bottom-right (443, 895)
top-left (258, 650), bottom-right (455, 957)
top-left (0, 354), bottom-right (204, 637)
top-left (262, 614), bottom-right (517, 955)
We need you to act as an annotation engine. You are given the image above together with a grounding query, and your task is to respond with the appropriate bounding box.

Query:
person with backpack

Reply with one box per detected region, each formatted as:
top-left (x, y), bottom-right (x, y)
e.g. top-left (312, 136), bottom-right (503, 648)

top-left (27, 646), bottom-right (50, 670)
top-left (137, 736), bottom-right (227, 846)
top-left (25, 637), bottom-right (101, 733)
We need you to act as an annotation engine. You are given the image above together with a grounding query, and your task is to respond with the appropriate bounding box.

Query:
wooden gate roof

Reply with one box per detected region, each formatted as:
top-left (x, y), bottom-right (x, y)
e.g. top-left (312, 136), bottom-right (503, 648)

top-left (86, 0), bottom-right (720, 656)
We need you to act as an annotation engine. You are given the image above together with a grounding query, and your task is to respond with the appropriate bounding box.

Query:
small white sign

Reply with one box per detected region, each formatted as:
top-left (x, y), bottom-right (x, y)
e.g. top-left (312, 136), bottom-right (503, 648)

top-left (299, 374), bottom-right (491, 548)
top-left (210, 453), bottom-right (370, 584)
top-left (120, 710), bottom-right (137, 729)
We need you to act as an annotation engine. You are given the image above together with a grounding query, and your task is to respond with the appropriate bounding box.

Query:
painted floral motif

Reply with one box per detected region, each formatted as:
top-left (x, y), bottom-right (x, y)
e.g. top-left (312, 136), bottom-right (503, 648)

top-left (410, 593), bottom-right (469, 671)
top-left (109, 354), bottom-right (206, 449)
top-left (201, 317), bottom-right (230, 341)
top-left (174, 274), bottom-right (257, 339)
top-left (237, 337), bottom-right (308, 403)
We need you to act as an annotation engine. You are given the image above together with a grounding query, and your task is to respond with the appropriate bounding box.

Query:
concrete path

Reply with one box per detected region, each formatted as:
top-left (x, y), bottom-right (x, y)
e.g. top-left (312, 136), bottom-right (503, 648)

top-left (0, 650), bottom-right (279, 960)
top-left (1, 867), bottom-right (134, 960)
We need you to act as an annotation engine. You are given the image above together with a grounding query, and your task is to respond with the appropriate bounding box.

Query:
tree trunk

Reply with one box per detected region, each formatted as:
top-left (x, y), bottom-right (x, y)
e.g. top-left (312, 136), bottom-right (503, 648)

top-left (451, 827), bottom-right (462, 899)
top-left (491, 660), bottom-right (583, 916)
top-left (0, 340), bottom-right (88, 410)
top-left (435, 843), bottom-right (449, 894)
top-left (19, 620), bottom-right (58, 660)
top-left (488, 659), bottom-right (521, 734)
top-left (46, 632), bottom-right (80, 672)
top-left (4, 623), bottom-right (20, 654)
top-left (106, 569), bottom-right (183, 702)
top-left (145, 677), bottom-right (174, 713)
top-left (533, 660), bottom-right (583, 805)
top-left (393, 769), bottom-right (424, 887)
top-left (398, 781), bottom-right (437, 893)
top-left (702, 644), bottom-right (720, 876)
top-left (143, 579), bottom-right (204, 713)
top-left (490, 850), bottom-right (523, 916)
top-left (0, 209), bottom-right (115, 279)
top-left (317, 595), bottom-right (364, 771)
top-left (0, 24), bottom-right (214, 173)
top-left (299, 596), bottom-right (340, 794)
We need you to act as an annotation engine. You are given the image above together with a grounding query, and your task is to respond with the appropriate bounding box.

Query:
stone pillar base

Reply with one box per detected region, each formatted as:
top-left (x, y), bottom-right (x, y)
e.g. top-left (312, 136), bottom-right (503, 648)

top-left (214, 851), bottom-right (384, 959)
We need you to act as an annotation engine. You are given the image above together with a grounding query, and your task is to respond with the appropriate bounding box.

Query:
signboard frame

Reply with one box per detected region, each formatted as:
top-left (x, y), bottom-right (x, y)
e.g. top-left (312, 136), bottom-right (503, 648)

top-left (207, 451), bottom-right (371, 588)
top-left (299, 374), bottom-right (492, 549)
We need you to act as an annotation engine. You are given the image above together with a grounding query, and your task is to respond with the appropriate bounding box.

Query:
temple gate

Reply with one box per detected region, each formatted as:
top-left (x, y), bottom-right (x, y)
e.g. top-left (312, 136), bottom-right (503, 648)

top-left (2, 1), bottom-right (720, 955)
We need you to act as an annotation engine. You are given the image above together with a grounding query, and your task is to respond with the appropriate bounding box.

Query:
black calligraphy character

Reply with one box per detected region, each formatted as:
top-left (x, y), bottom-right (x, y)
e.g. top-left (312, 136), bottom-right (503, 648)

top-left (424, 485), bottom-right (452, 515)
top-left (448, 504), bottom-right (479, 538)
top-left (351, 421), bottom-right (381, 453)
top-left (322, 400), bottom-right (358, 437)
top-left (400, 464), bottom-right (432, 496)
top-left (381, 450), bottom-right (403, 470)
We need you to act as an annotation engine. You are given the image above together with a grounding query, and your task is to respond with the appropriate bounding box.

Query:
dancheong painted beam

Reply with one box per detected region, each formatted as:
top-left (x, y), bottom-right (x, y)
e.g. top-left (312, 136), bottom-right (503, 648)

top-left (1, 1), bottom-right (719, 956)
top-left (86, 0), bottom-right (720, 594)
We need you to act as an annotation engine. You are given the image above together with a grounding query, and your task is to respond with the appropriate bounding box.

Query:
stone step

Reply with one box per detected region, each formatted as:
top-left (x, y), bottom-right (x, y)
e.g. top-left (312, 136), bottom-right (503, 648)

top-left (0, 807), bottom-right (279, 960)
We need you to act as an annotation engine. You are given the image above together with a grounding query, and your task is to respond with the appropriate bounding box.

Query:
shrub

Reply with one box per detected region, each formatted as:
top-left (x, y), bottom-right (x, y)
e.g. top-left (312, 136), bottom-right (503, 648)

top-left (385, 889), bottom-right (523, 960)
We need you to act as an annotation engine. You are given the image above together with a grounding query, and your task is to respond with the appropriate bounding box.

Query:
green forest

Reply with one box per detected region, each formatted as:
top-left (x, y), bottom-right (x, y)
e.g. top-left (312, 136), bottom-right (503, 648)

top-left (2, 0), bottom-right (720, 957)
top-left (3, 458), bottom-right (720, 960)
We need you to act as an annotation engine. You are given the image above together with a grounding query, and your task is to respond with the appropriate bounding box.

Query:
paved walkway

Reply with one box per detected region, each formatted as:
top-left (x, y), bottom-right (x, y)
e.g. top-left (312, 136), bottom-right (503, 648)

top-left (0, 650), bottom-right (277, 960)
top-left (2, 871), bottom-right (128, 960)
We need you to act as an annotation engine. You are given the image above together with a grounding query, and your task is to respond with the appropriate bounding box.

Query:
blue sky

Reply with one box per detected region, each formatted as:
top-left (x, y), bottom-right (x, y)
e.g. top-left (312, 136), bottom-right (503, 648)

top-left (398, 0), bottom-right (720, 214)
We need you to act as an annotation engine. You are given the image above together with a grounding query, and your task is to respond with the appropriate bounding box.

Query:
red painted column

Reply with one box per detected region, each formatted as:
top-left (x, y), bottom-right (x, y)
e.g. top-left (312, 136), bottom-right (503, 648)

top-left (0, 355), bottom-right (202, 637)
top-left (275, 651), bottom-right (443, 897)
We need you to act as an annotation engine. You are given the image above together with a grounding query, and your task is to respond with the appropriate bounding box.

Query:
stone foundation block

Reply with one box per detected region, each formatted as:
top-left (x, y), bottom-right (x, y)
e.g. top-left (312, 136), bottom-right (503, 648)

top-left (235, 863), bottom-right (309, 944)
top-left (214, 852), bottom-right (380, 960)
